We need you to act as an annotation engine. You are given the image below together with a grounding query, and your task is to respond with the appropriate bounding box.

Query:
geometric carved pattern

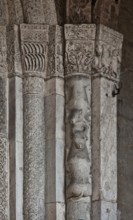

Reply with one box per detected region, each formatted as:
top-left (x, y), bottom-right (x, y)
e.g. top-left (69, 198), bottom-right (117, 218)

top-left (20, 24), bottom-right (49, 78)
top-left (22, 42), bottom-right (46, 72)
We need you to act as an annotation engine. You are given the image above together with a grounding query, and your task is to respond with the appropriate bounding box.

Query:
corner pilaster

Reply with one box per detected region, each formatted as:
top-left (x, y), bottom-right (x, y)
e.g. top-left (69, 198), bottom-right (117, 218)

top-left (92, 25), bottom-right (123, 220)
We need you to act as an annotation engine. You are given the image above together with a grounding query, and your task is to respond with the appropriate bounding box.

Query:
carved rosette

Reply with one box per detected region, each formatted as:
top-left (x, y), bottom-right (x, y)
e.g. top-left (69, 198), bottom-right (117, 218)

top-left (20, 24), bottom-right (48, 220)
top-left (92, 25), bottom-right (123, 82)
top-left (0, 26), bottom-right (9, 220)
top-left (65, 25), bottom-right (96, 220)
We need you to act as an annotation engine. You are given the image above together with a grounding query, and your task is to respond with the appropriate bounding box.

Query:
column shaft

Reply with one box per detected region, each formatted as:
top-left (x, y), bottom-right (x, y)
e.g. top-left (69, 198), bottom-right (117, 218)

top-left (20, 24), bottom-right (48, 220)
top-left (65, 24), bottom-right (96, 220)
top-left (0, 26), bottom-right (9, 220)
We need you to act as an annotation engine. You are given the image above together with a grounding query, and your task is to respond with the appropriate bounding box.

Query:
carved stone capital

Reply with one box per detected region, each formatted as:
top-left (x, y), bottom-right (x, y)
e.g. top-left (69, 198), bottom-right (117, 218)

top-left (92, 25), bottom-right (123, 82)
top-left (65, 24), bottom-right (96, 76)
top-left (20, 24), bottom-right (49, 78)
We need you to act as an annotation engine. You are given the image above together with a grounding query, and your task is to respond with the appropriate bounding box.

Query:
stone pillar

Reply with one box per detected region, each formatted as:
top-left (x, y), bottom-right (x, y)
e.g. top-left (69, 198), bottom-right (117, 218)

top-left (65, 24), bottom-right (96, 220)
top-left (45, 25), bottom-right (65, 220)
top-left (20, 24), bottom-right (48, 220)
top-left (0, 26), bottom-right (9, 220)
top-left (7, 25), bottom-right (23, 220)
top-left (92, 25), bottom-right (123, 220)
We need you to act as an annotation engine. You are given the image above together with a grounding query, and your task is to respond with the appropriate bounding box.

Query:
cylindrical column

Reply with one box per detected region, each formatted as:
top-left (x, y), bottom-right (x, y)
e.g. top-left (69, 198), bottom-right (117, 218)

top-left (0, 26), bottom-right (9, 220)
top-left (20, 24), bottom-right (49, 220)
top-left (65, 24), bottom-right (96, 220)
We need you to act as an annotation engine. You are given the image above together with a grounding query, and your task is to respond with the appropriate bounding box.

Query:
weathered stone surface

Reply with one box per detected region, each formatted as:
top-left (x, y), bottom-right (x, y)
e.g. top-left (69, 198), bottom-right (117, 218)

top-left (0, 26), bottom-right (9, 220)
top-left (46, 203), bottom-right (65, 220)
top-left (65, 24), bottom-right (96, 220)
top-left (92, 25), bottom-right (123, 220)
top-left (45, 138), bottom-right (65, 203)
top-left (92, 24), bottom-right (123, 81)
top-left (45, 77), bottom-right (64, 97)
top-left (118, 1), bottom-right (133, 219)
top-left (45, 94), bottom-right (65, 141)
top-left (66, 0), bottom-right (92, 24)
top-left (9, 77), bottom-right (23, 220)
top-left (93, 0), bottom-right (121, 29)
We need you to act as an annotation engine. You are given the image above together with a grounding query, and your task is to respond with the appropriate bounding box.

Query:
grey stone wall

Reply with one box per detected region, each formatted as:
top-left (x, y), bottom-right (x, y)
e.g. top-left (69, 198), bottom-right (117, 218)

top-left (118, 0), bottom-right (133, 219)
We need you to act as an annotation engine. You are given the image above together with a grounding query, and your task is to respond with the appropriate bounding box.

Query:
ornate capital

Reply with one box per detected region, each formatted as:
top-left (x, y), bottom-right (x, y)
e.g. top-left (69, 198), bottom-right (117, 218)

top-left (92, 25), bottom-right (123, 81)
top-left (65, 24), bottom-right (96, 76)
top-left (20, 24), bottom-right (49, 78)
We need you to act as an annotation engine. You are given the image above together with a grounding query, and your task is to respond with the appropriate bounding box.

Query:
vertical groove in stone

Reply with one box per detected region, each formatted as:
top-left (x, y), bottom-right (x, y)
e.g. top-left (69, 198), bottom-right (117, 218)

top-left (7, 25), bottom-right (23, 220)
top-left (64, 24), bottom-right (96, 220)
top-left (91, 25), bottom-right (123, 220)
top-left (20, 24), bottom-right (48, 220)
top-left (0, 26), bottom-right (9, 220)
